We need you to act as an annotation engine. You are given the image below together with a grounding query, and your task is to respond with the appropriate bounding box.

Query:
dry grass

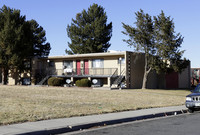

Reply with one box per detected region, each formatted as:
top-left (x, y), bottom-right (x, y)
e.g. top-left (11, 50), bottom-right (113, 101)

top-left (0, 85), bottom-right (190, 125)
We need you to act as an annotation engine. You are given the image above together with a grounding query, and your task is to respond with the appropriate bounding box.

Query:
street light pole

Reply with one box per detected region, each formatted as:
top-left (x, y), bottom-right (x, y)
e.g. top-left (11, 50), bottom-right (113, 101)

top-left (47, 59), bottom-right (50, 75)
top-left (119, 57), bottom-right (122, 76)
top-left (119, 57), bottom-right (122, 90)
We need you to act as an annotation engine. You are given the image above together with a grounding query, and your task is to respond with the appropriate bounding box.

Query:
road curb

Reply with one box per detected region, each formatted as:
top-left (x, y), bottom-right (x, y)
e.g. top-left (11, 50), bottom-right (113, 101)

top-left (16, 109), bottom-right (188, 135)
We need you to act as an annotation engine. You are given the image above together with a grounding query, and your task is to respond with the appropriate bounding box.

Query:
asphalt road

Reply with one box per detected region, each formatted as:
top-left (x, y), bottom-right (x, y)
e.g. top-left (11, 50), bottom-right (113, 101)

top-left (65, 112), bottom-right (200, 135)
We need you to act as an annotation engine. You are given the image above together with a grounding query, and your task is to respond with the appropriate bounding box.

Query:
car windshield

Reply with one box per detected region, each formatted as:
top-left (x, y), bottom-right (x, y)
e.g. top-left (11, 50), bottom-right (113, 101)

top-left (194, 84), bottom-right (200, 93)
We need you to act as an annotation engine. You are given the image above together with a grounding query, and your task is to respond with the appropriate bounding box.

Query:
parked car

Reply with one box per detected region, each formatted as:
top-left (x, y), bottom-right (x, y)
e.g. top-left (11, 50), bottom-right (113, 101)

top-left (185, 84), bottom-right (200, 113)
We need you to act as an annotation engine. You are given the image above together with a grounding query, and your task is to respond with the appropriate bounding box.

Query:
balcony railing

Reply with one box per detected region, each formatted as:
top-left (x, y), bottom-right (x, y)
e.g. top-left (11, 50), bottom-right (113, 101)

top-left (34, 68), bottom-right (118, 77)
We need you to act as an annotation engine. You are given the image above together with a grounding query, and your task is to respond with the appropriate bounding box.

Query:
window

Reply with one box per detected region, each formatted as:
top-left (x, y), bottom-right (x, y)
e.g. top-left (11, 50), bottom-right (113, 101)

top-left (92, 59), bottom-right (104, 68)
top-left (22, 78), bottom-right (30, 85)
top-left (49, 61), bottom-right (55, 67)
top-left (24, 61), bottom-right (31, 68)
top-left (63, 60), bottom-right (73, 69)
top-left (118, 58), bottom-right (125, 64)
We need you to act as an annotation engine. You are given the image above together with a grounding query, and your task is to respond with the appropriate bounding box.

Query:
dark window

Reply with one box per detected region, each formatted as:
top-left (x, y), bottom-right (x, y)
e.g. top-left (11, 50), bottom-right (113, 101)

top-left (24, 61), bottom-right (31, 68)
top-left (49, 61), bottom-right (55, 67)
top-left (63, 60), bottom-right (73, 69)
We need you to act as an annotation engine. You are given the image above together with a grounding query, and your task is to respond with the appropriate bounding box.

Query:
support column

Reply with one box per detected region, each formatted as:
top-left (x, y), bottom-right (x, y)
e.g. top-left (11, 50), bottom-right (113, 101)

top-left (71, 77), bottom-right (74, 84)
top-left (108, 77), bottom-right (111, 87)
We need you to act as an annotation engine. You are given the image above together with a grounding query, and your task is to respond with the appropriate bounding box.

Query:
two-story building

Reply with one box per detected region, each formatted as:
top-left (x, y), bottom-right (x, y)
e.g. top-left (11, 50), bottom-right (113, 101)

top-left (5, 51), bottom-right (191, 89)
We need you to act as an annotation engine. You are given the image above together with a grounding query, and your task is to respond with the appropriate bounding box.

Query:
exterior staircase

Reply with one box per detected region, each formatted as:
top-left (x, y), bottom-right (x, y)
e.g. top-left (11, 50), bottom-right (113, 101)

top-left (111, 69), bottom-right (126, 88)
top-left (37, 75), bottom-right (51, 85)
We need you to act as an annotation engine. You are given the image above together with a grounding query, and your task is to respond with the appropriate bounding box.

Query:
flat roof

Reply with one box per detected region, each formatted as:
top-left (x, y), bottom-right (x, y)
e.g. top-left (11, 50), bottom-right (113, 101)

top-left (45, 51), bottom-right (127, 60)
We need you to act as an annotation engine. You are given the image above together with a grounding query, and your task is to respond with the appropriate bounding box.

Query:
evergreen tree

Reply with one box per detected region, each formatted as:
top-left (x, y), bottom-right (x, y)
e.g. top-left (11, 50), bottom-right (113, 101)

top-left (0, 5), bottom-right (51, 84)
top-left (122, 9), bottom-right (189, 89)
top-left (154, 11), bottom-right (189, 73)
top-left (66, 3), bottom-right (112, 54)
top-left (28, 19), bottom-right (51, 57)
top-left (0, 5), bottom-right (29, 84)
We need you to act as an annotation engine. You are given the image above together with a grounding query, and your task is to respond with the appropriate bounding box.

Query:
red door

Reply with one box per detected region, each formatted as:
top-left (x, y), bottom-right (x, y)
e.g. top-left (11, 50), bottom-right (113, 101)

top-left (84, 60), bottom-right (89, 75)
top-left (165, 72), bottom-right (179, 89)
top-left (76, 60), bottom-right (81, 75)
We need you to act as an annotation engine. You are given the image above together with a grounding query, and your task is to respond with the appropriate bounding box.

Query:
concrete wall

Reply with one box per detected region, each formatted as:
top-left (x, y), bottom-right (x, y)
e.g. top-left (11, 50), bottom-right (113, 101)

top-left (126, 52), bottom-right (145, 89)
top-left (157, 73), bottom-right (166, 89)
top-left (179, 63), bottom-right (191, 89)
top-left (54, 60), bottom-right (62, 69)
top-left (147, 70), bottom-right (158, 89)
top-left (126, 52), bottom-right (160, 89)
top-left (104, 57), bottom-right (125, 75)
top-left (125, 52), bottom-right (191, 89)
top-left (53, 60), bottom-right (63, 75)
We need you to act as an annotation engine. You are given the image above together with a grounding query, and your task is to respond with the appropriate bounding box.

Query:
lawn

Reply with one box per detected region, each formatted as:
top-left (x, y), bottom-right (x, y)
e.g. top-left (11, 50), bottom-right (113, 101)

top-left (0, 85), bottom-right (190, 125)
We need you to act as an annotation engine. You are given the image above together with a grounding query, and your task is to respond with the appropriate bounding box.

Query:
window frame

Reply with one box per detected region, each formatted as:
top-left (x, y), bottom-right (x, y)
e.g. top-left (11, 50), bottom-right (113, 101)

top-left (63, 60), bottom-right (73, 69)
top-left (92, 59), bottom-right (104, 68)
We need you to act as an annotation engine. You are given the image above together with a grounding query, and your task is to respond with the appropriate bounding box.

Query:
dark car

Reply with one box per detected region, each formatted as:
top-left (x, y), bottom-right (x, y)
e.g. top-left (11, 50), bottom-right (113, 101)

top-left (186, 84), bottom-right (200, 113)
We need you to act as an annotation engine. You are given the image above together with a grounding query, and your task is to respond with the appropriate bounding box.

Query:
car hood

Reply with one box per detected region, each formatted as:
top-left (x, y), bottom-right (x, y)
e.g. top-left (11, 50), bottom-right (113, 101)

top-left (187, 92), bottom-right (200, 97)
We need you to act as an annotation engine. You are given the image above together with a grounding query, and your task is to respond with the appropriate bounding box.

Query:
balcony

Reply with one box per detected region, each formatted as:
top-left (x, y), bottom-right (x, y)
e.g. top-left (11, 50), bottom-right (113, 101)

top-left (34, 68), bottom-right (118, 77)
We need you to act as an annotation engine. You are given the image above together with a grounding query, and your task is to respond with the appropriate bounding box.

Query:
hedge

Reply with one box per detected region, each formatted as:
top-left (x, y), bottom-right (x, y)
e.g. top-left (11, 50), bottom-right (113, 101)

top-left (48, 77), bottom-right (64, 86)
top-left (75, 79), bottom-right (91, 87)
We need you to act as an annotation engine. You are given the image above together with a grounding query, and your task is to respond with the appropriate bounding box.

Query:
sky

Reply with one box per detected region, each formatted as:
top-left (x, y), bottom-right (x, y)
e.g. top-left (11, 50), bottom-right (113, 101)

top-left (0, 0), bottom-right (200, 67)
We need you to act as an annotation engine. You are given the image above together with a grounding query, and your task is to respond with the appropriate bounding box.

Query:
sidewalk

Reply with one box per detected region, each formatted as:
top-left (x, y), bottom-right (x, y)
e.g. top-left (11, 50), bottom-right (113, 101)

top-left (0, 105), bottom-right (188, 135)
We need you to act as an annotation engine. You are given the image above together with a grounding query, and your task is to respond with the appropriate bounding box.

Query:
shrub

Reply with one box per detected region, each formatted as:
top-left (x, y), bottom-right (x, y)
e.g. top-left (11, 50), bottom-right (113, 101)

top-left (75, 79), bottom-right (91, 87)
top-left (75, 80), bottom-right (81, 87)
top-left (48, 77), bottom-right (64, 86)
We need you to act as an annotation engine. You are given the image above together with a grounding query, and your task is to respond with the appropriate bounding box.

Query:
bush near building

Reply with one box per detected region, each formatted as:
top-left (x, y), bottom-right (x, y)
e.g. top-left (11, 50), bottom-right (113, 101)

top-left (48, 77), bottom-right (64, 86)
top-left (75, 79), bottom-right (91, 87)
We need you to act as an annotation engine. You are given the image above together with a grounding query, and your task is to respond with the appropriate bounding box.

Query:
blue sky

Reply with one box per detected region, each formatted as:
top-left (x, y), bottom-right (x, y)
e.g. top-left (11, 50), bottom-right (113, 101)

top-left (0, 0), bottom-right (199, 67)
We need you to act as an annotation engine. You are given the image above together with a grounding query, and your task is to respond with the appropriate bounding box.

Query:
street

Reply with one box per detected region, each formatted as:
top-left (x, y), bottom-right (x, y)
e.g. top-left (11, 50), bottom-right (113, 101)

top-left (65, 112), bottom-right (200, 135)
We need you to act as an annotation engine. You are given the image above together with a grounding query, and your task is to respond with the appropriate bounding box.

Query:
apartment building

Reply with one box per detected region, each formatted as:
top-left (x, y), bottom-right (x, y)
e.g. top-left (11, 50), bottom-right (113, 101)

top-left (5, 51), bottom-right (191, 89)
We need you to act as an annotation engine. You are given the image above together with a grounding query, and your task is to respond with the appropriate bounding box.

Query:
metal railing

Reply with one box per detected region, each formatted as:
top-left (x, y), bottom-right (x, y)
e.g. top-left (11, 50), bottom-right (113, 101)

top-left (113, 68), bottom-right (126, 85)
top-left (34, 68), bottom-right (118, 76)
top-left (74, 68), bottom-right (118, 76)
